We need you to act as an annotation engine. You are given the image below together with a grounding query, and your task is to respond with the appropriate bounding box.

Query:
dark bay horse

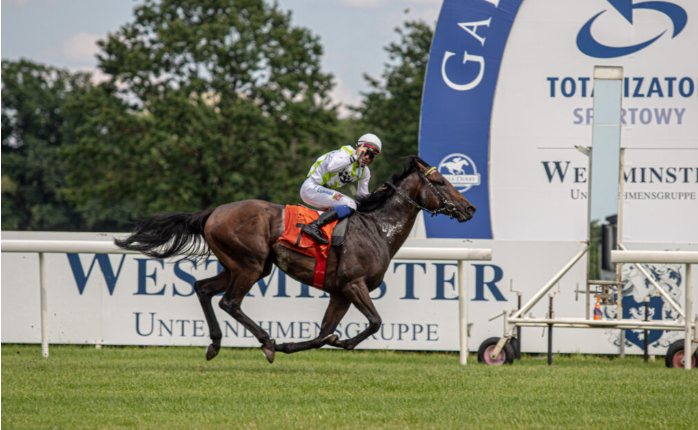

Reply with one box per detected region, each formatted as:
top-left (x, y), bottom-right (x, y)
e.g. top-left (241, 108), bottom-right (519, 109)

top-left (115, 156), bottom-right (476, 362)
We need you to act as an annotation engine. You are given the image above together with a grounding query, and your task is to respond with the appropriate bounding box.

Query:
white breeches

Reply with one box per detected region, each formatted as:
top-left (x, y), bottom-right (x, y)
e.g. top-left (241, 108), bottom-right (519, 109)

top-left (300, 178), bottom-right (357, 211)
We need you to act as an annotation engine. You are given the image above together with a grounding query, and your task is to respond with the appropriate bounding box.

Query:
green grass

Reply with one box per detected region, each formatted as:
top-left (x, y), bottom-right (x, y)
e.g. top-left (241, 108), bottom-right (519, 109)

top-left (2, 344), bottom-right (697, 430)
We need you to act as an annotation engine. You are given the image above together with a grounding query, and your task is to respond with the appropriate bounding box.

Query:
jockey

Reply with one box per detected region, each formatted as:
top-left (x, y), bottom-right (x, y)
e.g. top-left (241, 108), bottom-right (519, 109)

top-left (299, 133), bottom-right (382, 244)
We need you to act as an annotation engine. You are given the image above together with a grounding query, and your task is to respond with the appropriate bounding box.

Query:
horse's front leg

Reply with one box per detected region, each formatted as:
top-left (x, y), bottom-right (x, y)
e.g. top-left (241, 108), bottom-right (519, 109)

top-left (193, 269), bottom-right (231, 360)
top-left (329, 279), bottom-right (382, 351)
top-left (275, 294), bottom-right (350, 354)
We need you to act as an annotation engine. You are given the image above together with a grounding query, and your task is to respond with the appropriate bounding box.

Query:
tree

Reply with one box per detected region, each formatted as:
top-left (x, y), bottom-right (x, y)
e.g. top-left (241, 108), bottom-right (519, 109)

top-left (1, 60), bottom-right (93, 231)
top-left (353, 21), bottom-right (434, 185)
top-left (63, 0), bottom-right (343, 224)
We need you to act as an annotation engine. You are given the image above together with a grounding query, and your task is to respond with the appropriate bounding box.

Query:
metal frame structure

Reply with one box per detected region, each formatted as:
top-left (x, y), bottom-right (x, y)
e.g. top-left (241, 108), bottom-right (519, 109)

top-left (486, 66), bottom-right (698, 368)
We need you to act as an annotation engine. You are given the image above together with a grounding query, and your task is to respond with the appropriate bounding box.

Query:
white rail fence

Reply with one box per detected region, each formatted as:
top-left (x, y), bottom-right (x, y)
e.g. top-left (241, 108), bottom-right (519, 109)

top-left (1, 239), bottom-right (492, 365)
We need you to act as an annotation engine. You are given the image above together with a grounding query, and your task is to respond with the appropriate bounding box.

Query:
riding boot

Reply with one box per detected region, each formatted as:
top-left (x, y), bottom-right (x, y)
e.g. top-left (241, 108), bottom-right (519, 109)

top-left (301, 209), bottom-right (340, 245)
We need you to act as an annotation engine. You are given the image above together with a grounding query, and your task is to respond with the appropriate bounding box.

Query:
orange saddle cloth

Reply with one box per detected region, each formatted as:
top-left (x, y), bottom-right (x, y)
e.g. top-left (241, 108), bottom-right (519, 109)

top-left (277, 205), bottom-right (339, 289)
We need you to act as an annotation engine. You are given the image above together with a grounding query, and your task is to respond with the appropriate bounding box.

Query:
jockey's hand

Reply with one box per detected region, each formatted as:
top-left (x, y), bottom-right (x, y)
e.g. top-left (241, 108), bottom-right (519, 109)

top-left (356, 145), bottom-right (367, 166)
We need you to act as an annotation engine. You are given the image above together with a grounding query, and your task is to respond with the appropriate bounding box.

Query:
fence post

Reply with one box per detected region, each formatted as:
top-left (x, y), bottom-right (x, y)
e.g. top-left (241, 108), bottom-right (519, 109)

top-left (685, 263), bottom-right (692, 370)
top-left (458, 260), bottom-right (467, 365)
top-left (40, 252), bottom-right (49, 358)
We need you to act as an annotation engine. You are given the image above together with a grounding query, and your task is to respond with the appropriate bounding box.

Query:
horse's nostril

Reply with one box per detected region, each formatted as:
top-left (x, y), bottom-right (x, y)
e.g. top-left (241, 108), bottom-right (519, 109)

top-left (468, 206), bottom-right (476, 213)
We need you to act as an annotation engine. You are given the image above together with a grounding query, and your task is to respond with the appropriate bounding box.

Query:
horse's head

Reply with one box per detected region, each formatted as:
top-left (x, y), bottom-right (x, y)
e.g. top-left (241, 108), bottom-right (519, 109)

top-left (419, 163), bottom-right (476, 222)
top-left (407, 158), bottom-right (476, 222)
top-left (358, 156), bottom-right (477, 222)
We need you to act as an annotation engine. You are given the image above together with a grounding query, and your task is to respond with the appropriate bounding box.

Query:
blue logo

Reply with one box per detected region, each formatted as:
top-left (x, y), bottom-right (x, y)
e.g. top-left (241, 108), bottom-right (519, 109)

top-left (605, 262), bottom-right (684, 350)
top-left (437, 153), bottom-right (481, 193)
top-left (577, 0), bottom-right (687, 58)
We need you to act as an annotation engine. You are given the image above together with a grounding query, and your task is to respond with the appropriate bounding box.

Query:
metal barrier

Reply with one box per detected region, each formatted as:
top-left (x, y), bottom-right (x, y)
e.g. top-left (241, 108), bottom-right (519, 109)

top-left (611, 250), bottom-right (698, 370)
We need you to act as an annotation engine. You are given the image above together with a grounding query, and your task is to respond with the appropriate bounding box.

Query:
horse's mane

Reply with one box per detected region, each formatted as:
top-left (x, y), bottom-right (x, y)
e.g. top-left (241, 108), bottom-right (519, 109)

top-left (356, 155), bottom-right (431, 213)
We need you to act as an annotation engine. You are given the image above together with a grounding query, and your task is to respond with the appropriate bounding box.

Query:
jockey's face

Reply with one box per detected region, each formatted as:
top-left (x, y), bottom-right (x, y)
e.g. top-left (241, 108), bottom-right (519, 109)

top-left (358, 144), bottom-right (379, 167)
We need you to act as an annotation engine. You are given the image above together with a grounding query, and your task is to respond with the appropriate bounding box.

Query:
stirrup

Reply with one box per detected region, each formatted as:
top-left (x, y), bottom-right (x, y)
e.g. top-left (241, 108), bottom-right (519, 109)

top-left (301, 223), bottom-right (328, 245)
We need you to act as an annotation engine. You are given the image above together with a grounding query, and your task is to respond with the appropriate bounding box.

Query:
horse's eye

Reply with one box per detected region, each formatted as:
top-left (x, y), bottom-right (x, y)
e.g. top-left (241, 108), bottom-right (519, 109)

top-left (435, 180), bottom-right (446, 186)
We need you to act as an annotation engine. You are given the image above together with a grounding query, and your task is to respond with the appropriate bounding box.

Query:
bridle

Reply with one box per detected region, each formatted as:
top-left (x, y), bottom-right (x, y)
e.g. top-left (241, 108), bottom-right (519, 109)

top-left (385, 167), bottom-right (463, 219)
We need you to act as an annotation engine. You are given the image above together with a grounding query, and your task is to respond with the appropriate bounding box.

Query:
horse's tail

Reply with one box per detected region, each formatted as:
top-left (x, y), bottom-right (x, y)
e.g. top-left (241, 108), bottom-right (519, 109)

top-left (114, 208), bottom-right (215, 259)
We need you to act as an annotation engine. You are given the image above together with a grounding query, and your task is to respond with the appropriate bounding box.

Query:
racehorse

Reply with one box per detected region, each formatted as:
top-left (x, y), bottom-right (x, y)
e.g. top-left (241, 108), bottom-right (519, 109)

top-left (114, 156), bottom-right (476, 363)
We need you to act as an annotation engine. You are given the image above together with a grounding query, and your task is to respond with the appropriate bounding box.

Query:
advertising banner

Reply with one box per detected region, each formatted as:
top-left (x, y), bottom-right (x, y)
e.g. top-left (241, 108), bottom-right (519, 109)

top-left (419, 0), bottom-right (524, 239)
top-left (420, 0), bottom-right (698, 242)
top-left (3, 234), bottom-right (697, 355)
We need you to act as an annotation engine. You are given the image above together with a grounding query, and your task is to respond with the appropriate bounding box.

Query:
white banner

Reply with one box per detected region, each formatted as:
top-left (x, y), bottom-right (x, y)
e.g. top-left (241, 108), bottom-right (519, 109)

top-left (489, 0), bottom-right (698, 242)
top-left (3, 233), bottom-right (696, 355)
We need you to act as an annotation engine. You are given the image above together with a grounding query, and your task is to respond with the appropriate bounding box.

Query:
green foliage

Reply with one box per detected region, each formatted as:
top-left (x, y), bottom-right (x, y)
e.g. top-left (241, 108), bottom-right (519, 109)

top-left (353, 21), bottom-right (434, 185)
top-left (2, 5), bottom-right (436, 231)
top-left (3, 345), bottom-right (698, 429)
top-left (589, 220), bottom-right (601, 280)
top-left (1, 60), bottom-right (93, 231)
top-left (62, 0), bottom-right (342, 225)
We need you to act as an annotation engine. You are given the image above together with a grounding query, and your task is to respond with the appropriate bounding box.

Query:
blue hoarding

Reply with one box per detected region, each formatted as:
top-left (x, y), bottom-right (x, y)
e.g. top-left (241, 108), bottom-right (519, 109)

top-left (419, 0), bottom-right (523, 239)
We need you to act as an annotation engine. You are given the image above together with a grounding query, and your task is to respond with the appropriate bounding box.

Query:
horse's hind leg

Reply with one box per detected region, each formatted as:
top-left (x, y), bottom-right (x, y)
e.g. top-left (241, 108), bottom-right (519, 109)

top-left (194, 268), bottom-right (231, 361)
top-left (275, 293), bottom-right (350, 354)
top-left (218, 268), bottom-right (276, 363)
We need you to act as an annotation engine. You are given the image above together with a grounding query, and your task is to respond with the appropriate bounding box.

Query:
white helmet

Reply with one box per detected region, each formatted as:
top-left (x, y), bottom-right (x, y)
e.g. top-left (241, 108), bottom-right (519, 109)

top-left (357, 133), bottom-right (382, 153)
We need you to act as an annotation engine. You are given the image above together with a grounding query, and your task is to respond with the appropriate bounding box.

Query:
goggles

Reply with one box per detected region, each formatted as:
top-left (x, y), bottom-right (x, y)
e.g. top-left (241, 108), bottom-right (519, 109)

top-left (363, 144), bottom-right (380, 159)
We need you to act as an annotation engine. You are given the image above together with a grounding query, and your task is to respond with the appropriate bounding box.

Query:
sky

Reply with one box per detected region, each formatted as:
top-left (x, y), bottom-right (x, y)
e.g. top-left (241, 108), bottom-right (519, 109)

top-left (1, 0), bottom-right (441, 116)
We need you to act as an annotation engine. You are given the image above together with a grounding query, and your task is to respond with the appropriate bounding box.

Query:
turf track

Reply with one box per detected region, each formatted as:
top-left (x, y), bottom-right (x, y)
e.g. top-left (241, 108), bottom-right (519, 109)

top-left (2, 344), bottom-right (697, 429)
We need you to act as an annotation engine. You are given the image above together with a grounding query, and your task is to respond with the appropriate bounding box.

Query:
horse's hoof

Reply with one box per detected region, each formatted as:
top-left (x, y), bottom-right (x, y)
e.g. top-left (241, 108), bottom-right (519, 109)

top-left (262, 340), bottom-right (276, 364)
top-left (334, 340), bottom-right (354, 350)
top-left (322, 334), bottom-right (339, 345)
top-left (206, 344), bottom-right (219, 361)
top-left (330, 339), bottom-right (347, 349)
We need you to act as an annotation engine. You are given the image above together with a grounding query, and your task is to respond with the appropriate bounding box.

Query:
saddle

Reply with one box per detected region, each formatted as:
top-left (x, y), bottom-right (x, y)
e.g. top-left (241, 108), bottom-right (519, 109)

top-left (277, 205), bottom-right (350, 289)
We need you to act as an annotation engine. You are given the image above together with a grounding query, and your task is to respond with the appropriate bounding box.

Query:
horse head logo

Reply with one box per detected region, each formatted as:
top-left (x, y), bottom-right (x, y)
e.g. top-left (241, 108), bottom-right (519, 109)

top-left (437, 153), bottom-right (480, 193)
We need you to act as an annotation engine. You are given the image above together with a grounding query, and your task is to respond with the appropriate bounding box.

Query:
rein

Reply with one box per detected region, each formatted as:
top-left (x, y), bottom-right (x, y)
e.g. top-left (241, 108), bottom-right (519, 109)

top-left (385, 169), bottom-right (462, 219)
